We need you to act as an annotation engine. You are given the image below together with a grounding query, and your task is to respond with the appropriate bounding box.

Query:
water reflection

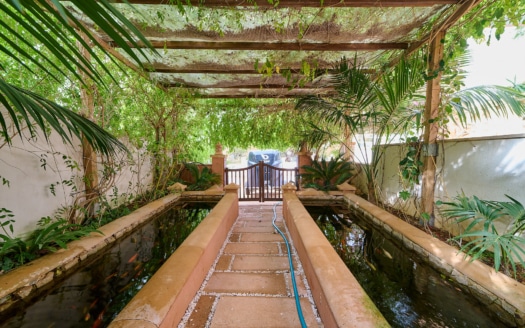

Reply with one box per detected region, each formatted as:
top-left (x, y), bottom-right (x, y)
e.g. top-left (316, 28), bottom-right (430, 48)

top-left (1, 205), bottom-right (209, 328)
top-left (307, 206), bottom-right (502, 328)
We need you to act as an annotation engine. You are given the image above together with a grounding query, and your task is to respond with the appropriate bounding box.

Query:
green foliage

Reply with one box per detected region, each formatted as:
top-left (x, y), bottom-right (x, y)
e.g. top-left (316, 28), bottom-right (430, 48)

top-left (446, 85), bottom-right (525, 127)
top-left (399, 136), bottom-right (423, 187)
top-left (0, 0), bottom-right (157, 155)
top-left (87, 187), bottom-right (136, 227)
top-left (453, 0), bottom-right (525, 45)
top-left (298, 51), bottom-right (525, 206)
top-left (183, 163), bottom-right (221, 191)
top-left (300, 155), bottom-right (353, 191)
top-left (203, 98), bottom-right (306, 151)
top-left (438, 194), bottom-right (525, 276)
top-left (297, 56), bottom-right (426, 201)
top-left (0, 216), bottom-right (101, 272)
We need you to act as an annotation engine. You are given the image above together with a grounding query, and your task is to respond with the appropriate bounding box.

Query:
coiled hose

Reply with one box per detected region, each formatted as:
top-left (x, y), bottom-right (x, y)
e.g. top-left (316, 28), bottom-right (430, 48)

top-left (272, 202), bottom-right (307, 328)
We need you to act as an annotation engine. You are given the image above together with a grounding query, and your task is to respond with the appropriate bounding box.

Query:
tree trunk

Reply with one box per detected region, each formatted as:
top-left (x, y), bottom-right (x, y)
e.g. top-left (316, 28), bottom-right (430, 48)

top-left (78, 36), bottom-right (99, 218)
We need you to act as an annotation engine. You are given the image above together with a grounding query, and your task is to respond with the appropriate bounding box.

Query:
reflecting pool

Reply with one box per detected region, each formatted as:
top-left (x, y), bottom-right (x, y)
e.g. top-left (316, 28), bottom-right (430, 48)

top-left (1, 205), bottom-right (210, 328)
top-left (307, 206), bottom-right (505, 328)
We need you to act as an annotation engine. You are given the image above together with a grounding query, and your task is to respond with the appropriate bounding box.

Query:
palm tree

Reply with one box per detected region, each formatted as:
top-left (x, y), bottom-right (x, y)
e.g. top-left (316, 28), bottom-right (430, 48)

top-left (297, 57), bottom-right (426, 203)
top-left (438, 194), bottom-right (525, 276)
top-left (296, 55), bottom-right (525, 207)
top-left (300, 154), bottom-right (354, 191)
top-left (0, 0), bottom-right (154, 155)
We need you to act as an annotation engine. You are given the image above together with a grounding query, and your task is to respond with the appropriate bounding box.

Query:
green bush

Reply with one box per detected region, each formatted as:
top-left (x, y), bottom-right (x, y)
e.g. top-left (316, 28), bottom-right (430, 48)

top-left (183, 163), bottom-right (221, 191)
top-left (438, 194), bottom-right (525, 276)
top-left (300, 155), bottom-right (353, 191)
top-left (1, 212), bottom-right (100, 273)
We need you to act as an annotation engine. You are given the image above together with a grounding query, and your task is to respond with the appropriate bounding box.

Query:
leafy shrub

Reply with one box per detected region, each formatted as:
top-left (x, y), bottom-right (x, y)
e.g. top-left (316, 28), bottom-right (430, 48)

top-left (183, 163), bottom-right (221, 191)
top-left (438, 194), bottom-right (525, 276)
top-left (300, 155), bottom-right (353, 191)
top-left (1, 213), bottom-right (100, 273)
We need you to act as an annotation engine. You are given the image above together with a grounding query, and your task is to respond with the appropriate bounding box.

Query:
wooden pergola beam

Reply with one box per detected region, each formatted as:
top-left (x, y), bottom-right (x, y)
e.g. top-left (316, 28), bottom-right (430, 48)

top-left (405, 0), bottom-right (483, 55)
top-left (112, 41), bottom-right (409, 51)
top-left (150, 66), bottom-right (375, 74)
top-left (123, 0), bottom-right (459, 8)
top-left (164, 83), bottom-right (327, 89)
top-left (192, 88), bottom-right (336, 98)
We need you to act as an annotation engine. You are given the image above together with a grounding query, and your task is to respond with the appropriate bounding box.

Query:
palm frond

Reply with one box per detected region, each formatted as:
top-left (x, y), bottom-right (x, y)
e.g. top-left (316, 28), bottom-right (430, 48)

top-left (2, 0), bottom-right (155, 85)
top-left (448, 85), bottom-right (525, 126)
top-left (1, 0), bottom-right (156, 154)
top-left (1, 78), bottom-right (127, 156)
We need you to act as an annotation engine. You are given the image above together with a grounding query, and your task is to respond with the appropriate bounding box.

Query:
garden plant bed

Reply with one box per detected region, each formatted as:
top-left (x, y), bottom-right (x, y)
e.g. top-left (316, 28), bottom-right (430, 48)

top-left (382, 203), bottom-right (525, 284)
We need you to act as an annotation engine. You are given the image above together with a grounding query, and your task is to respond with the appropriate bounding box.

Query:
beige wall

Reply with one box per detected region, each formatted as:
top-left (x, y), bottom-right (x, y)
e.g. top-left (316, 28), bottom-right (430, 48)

top-left (0, 132), bottom-right (153, 238)
top-left (374, 134), bottom-right (525, 229)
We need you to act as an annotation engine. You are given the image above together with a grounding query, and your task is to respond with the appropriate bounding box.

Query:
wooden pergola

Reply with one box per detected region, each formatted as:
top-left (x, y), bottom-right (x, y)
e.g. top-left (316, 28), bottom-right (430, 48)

top-left (70, 0), bottom-right (483, 217)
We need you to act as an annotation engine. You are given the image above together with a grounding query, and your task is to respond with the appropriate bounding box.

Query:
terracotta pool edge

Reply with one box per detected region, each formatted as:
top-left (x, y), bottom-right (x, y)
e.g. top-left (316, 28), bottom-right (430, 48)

top-left (282, 191), bottom-right (390, 328)
top-left (343, 193), bottom-right (525, 327)
top-left (108, 190), bottom-right (239, 328)
top-left (0, 193), bottom-right (181, 314)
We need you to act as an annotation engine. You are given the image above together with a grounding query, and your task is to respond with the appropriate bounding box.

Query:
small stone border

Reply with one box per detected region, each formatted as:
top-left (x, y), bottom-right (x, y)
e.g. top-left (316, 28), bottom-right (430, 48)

top-left (343, 193), bottom-right (525, 327)
top-left (282, 191), bottom-right (390, 328)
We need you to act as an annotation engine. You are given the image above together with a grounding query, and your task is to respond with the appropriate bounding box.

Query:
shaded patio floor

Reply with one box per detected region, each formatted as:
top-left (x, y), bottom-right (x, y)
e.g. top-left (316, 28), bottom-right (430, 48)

top-left (178, 202), bottom-right (323, 328)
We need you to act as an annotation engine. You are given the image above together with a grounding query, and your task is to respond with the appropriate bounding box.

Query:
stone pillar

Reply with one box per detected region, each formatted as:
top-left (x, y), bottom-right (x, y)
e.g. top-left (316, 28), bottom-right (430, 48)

top-left (224, 183), bottom-right (239, 197)
top-left (297, 146), bottom-right (312, 189)
top-left (282, 182), bottom-right (297, 194)
top-left (211, 143), bottom-right (226, 188)
top-left (282, 182), bottom-right (297, 219)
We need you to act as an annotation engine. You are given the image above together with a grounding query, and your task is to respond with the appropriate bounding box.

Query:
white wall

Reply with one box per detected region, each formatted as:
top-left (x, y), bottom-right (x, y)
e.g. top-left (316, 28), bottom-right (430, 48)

top-left (0, 132), bottom-right (153, 238)
top-left (375, 134), bottom-right (525, 227)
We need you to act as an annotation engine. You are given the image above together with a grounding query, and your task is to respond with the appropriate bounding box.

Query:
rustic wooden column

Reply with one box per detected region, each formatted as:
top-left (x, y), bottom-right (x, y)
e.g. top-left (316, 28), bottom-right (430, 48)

top-left (421, 30), bottom-right (445, 223)
top-left (211, 143), bottom-right (226, 188)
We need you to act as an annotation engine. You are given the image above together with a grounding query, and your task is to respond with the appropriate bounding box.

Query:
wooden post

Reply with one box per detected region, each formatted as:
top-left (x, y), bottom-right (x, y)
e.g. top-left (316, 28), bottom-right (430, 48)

top-left (421, 30), bottom-right (445, 223)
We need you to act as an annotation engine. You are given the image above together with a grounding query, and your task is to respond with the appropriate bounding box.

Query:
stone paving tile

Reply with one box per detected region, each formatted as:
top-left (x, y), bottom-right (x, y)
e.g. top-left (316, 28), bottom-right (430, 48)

top-left (210, 296), bottom-right (319, 328)
top-left (204, 272), bottom-right (286, 294)
top-left (228, 233), bottom-right (241, 242)
top-left (231, 255), bottom-right (291, 271)
top-left (224, 242), bottom-right (280, 255)
top-left (215, 255), bottom-right (233, 271)
top-left (240, 232), bottom-right (283, 242)
top-left (233, 226), bottom-right (278, 233)
top-left (179, 203), bottom-right (322, 328)
top-left (186, 295), bottom-right (215, 328)
top-left (284, 272), bottom-right (309, 297)
top-left (243, 220), bottom-right (285, 228)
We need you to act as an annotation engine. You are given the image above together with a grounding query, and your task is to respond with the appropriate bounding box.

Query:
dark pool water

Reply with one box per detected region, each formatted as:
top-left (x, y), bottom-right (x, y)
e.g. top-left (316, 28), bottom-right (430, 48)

top-left (1, 205), bottom-right (210, 328)
top-left (307, 206), bottom-right (507, 328)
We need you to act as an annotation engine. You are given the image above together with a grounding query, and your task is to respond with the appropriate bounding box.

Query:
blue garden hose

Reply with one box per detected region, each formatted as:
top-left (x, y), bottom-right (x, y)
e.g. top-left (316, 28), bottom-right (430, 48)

top-left (272, 202), bottom-right (307, 328)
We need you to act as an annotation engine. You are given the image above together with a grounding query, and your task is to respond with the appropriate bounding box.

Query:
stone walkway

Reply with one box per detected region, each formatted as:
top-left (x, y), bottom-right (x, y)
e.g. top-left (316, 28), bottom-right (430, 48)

top-left (178, 202), bottom-right (323, 328)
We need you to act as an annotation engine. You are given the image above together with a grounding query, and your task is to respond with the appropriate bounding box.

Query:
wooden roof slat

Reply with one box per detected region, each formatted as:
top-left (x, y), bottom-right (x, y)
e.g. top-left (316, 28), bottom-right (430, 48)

top-left (122, 0), bottom-right (459, 8)
top-left (163, 83), bottom-right (324, 89)
top-left (117, 41), bottom-right (409, 51)
top-left (194, 87), bottom-right (337, 98)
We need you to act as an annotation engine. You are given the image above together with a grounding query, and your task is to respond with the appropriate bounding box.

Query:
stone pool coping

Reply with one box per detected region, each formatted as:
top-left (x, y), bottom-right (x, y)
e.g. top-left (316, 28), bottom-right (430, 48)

top-left (343, 193), bottom-right (525, 327)
top-left (282, 190), bottom-right (390, 328)
top-left (108, 186), bottom-right (239, 328)
top-left (0, 193), bottom-right (181, 314)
